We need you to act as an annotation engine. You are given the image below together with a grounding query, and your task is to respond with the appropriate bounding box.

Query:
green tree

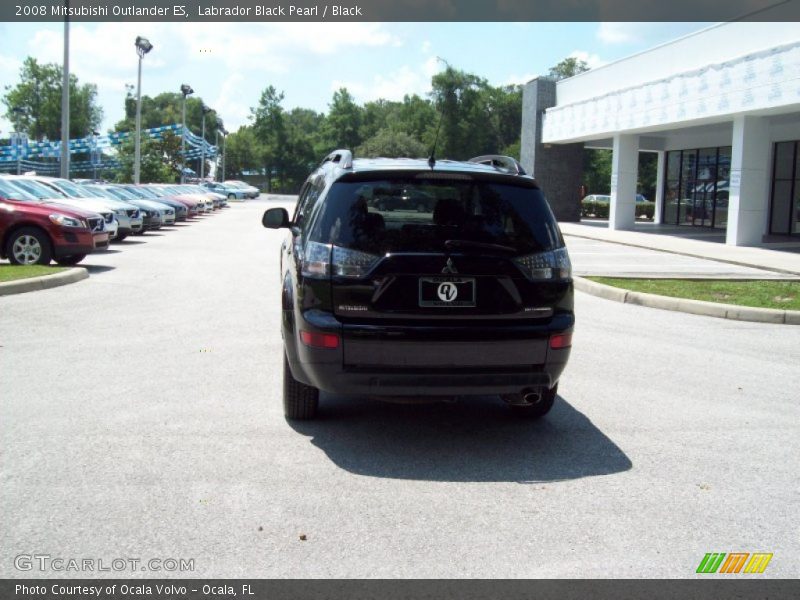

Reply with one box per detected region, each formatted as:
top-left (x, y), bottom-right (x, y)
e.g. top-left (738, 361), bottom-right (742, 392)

top-left (356, 128), bottom-right (427, 159)
top-left (322, 88), bottom-right (363, 152)
top-left (548, 56), bottom-right (590, 81)
top-left (283, 108), bottom-right (325, 188)
top-left (251, 85), bottom-right (288, 191)
top-left (222, 126), bottom-right (262, 180)
top-left (3, 57), bottom-right (103, 140)
top-left (429, 66), bottom-right (519, 160)
top-left (584, 149), bottom-right (612, 195)
top-left (113, 131), bottom-right (182, 183)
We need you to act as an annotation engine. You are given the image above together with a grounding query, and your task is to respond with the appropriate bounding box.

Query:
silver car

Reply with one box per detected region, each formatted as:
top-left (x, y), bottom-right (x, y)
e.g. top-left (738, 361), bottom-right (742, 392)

top-left (28, 176), bottom-right (143, 241)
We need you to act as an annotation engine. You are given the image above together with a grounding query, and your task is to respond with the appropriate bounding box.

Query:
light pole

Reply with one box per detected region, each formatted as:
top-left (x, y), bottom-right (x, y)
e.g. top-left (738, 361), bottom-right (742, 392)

top-left (60, 9), bottom-right (70, 179)
top-left (91, 129), bottom-right (100, 180)
top-left (133, 35), bottom-right (153, 184)
top-left (11, 107), bottom-right (26, 175)
top-left (216, 119), bottom-right (227, 182)
top-left (200, 104), bottom-right (213, 180)
top-left (179, 83), bottom-right (193, 183)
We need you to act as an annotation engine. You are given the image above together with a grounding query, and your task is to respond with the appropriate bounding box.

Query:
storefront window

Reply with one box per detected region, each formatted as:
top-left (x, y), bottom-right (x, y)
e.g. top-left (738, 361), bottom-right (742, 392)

top-left (661, 145), bottom-right (735, 230)
top-left (770, 141), bottom-right (798, 236)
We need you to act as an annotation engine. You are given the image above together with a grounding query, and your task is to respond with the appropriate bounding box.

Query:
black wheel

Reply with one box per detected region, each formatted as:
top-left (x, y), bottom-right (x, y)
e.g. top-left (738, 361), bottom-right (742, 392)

top-left (417, 202), bottom-right (427, 213)
top-left (6, 227), bottom-right (52, 265)
top-left (114, 232), bottom-right (128, 243)
top-left (283, 354), bottom-right (319, 420)
top-left (228, 193), bottom-right (236, 201)
top-left (506, 385), bottom-right (557, 419)
top-left (54, 254), bottom-right (86, 266)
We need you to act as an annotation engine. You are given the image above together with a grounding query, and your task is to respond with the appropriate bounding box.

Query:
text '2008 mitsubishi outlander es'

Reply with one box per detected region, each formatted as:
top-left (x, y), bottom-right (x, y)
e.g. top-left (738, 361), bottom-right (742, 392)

top-left (263, 150), bottom-right (574, 420)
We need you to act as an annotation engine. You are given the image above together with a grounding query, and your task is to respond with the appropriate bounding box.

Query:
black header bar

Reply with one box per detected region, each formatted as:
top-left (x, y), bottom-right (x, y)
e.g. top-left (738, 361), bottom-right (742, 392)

top-left (3, 0), bottom-right (800, 22)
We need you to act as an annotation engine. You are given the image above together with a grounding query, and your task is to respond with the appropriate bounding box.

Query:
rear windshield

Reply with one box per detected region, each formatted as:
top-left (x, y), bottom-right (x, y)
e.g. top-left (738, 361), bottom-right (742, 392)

top-left (308, 178), bottom-right (563, 255)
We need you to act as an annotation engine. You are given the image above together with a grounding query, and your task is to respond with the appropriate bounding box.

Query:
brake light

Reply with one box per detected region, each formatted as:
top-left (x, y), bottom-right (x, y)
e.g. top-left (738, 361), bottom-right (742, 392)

top-left (549, 333), bottom-right (572, 349)
top-left (301, 242), bottom-right (380, 279)
top-left (300, 330), bottom-right (340, 349)
top-left (514, 247), bottom-right (571, 280)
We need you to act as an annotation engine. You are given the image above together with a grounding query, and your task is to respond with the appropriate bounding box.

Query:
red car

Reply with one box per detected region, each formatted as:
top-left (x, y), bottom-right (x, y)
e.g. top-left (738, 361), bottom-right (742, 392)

top-left (0, 178), bottom-right (109, 266)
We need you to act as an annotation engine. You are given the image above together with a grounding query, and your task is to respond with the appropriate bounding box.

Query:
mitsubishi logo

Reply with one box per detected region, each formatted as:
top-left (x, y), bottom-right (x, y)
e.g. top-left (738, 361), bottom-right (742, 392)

top-left (441, 258), bottom-right (458, 274)
top-left (437, 282), bottom-right (458, 302)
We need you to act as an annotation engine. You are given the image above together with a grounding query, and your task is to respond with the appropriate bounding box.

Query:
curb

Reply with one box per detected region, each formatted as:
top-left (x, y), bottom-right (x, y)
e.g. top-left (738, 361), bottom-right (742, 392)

top-left (562, 231), bottom-right (800, 277)
top-left (0, 267), bottom-right (88, 297)
top-left (574, 276), bottom-right (800, 325)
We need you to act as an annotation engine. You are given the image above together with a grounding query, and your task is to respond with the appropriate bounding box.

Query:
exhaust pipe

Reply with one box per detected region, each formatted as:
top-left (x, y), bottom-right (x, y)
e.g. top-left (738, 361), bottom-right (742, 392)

top-left (502, 389), bottom-right (543, 407)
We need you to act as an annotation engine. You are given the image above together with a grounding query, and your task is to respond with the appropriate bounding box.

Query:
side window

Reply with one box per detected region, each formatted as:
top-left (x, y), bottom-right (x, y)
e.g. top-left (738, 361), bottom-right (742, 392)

top-left (292, 182), bottom-right (312, 225)
top-left (295, 178), bottom-right (326, 235)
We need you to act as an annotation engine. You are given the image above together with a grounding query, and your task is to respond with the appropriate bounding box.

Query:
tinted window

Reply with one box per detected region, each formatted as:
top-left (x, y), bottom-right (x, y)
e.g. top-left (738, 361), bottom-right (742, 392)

top-left (308, 178), bottom-right (562, 255)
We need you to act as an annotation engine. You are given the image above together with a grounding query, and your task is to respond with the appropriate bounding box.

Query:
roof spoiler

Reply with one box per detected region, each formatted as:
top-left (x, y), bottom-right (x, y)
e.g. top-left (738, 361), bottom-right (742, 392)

top-left (321, 149), bottom-right (353, 169)
top-left (468, 155), bottom-right (526, 175)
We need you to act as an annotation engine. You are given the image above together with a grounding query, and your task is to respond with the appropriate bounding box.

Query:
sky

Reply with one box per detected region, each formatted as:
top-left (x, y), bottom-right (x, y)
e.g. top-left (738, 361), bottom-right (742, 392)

top-left (0, 22), bottom-right (713, 137)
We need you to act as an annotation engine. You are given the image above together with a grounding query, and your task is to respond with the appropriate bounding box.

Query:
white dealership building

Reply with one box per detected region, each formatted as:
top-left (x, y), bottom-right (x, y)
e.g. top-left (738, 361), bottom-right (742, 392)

top-left (521, 18), bottom-right (800, 246)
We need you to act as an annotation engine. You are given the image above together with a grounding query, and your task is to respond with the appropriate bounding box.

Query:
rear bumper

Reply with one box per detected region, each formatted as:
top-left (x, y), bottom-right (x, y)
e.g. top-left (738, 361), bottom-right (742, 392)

top-left (286, 309), bottom-right (573, 396)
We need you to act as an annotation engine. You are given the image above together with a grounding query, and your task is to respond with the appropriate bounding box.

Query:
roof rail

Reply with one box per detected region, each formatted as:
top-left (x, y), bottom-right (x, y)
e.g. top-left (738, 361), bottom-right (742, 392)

top-left (320, 149), bottom-right (353, 169)
top-left (468, 155), bottom-right (526, 175)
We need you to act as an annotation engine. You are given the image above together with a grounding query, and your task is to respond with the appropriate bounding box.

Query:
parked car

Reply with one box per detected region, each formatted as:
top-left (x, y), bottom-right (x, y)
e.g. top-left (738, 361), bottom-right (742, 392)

top-left (26, 176), bottom-right (143, 241)
top-left (133, 185), bottom-right (203, 217)
top-left (2, 176), bottom-right (118, 241)
top-left (0, 178), bottom-right (109, 265)
top-left (88, 184), bottom-right (174, 228)
top-left (179, 184), bottom-right (227, 209)
top-left (149, 184), bottom-right (213, 213)
top-left (166, 185), bottom-right (218, 210)
top-left (116, 185), bottom-right (189, 221)
top-left (263, 151), bottom-right (573, 420)
top-left (224, 179), bottom-right (260, 198)
top-left (201, 181), bottom-right (247, 201)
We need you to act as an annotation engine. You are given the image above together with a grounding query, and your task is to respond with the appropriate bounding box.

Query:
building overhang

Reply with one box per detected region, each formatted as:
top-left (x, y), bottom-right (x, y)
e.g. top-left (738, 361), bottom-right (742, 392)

top-left (543, 41), bottom-right (800, 144)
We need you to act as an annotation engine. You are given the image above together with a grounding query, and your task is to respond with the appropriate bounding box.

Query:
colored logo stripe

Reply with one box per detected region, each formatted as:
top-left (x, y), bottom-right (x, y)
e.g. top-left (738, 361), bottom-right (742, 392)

top-left (697, 553), bottom-right (726, 573)
top-left (744, 553), bottom-right (773, 573)
top-left (719, 553), bottom-right (749, 573)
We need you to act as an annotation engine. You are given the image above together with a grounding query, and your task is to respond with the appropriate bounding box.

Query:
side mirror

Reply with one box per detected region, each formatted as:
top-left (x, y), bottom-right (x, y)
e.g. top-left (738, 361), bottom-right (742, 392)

top-left (262, 207), bottom-right (291, 229)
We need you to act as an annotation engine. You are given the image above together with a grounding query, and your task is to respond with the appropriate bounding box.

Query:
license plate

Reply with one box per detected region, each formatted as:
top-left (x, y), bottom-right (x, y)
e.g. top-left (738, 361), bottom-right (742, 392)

top-left (419, 276), bottom-right (476, 307)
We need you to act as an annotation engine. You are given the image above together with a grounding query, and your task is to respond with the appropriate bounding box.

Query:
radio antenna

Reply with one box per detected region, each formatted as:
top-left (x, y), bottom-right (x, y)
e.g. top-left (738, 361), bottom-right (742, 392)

top-left (428, 57), bottom-right (450, 169)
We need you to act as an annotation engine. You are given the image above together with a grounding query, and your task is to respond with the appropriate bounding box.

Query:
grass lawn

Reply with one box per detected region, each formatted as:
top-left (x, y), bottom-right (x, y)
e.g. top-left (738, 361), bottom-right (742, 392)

top-left (0, 264), bottom-right (68, 283)
top-left (587, 277), bottom-right (800, 311)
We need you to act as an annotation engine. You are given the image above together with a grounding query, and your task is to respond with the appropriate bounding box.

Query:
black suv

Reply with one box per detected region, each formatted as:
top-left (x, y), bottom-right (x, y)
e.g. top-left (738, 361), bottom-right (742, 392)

top-left (263, 151), bottom-right (574, 420)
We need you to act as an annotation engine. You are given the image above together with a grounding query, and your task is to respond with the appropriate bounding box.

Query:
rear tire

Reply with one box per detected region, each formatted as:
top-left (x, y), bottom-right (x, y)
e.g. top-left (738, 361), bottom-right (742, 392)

top-left (114, 232), bottom-right (128, 243)
top-left (54, 254), bottom-right (86, 266)
top-left (507, 385), bottom-right (557, 419)
top-left (6, 227), bottom-right (52, 265)
top-left (283, 354), bottom-right (319, 420)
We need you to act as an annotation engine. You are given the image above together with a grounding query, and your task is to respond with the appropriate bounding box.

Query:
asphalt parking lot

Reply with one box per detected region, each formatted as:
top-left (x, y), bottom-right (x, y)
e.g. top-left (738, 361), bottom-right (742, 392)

top-left (2, 197), bottom-right (799, 578)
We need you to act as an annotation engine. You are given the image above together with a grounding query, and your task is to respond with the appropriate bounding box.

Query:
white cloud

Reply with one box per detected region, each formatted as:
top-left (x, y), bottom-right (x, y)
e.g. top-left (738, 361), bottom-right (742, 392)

top-left (597, 22), bottom-right (640, 45)
top-left (332, 55), bottom-right (443, 104)
top-left (505, 73), bottom-right (536, 86)
top-left (212, 73), bottom-right (252, 130)
top-left (421, 40), bottom-right (432, 54)
top-left (568, 50), bottom-right (606, 69)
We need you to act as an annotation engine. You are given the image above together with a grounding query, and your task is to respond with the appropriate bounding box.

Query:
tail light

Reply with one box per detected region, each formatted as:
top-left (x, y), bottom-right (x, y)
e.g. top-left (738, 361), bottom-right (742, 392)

top-left (301, 242), bottom-right (380, 279)
top-left (514, 247), bottom-right (571, 280)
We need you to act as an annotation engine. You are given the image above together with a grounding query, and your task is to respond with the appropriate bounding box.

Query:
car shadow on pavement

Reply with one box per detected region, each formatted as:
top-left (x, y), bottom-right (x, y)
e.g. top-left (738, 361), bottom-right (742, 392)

top-left (81, 265), bottom-right (116, 274)
top-left (288, 395), bottom-right (631, 483)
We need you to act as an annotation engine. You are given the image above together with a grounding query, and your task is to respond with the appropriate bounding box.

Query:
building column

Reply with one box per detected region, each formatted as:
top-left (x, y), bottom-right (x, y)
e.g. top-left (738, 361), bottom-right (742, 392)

top-left (520, 78), bottom-right (583, 222)
top-left (653, 150), bottom-right (666, 225)
top-left (609, 134), bottom-right (639, 230)
top-left (727, 115), bottom-right (771, 246)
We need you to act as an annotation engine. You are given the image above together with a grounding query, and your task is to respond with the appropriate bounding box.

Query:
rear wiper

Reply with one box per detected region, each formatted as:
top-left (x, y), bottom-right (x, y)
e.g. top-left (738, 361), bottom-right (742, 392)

top-left (444, 239), bottom-right (517, 253)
